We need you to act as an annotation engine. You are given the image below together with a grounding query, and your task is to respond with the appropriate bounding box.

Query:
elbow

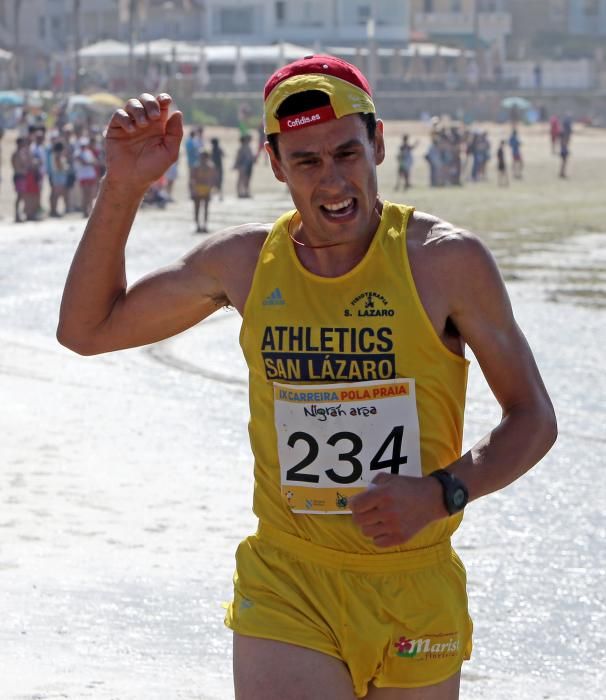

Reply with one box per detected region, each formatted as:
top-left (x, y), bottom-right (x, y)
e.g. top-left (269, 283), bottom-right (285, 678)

top-left (546, 403), bottom-right (558, 451)
top-left (538, 397), bottom-right (558, 455)
top-left (56, 323), bottom-right (100, 356)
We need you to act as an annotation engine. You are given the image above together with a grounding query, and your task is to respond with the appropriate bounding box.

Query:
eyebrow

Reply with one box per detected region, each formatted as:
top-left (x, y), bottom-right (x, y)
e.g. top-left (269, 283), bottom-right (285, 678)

top-left (287, 138), bottom-right (364, 161)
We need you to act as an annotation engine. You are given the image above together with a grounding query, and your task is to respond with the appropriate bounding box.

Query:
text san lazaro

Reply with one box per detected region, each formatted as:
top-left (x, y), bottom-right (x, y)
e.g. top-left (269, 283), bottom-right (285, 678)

top-left (261, 325), bottom-right (396, 381)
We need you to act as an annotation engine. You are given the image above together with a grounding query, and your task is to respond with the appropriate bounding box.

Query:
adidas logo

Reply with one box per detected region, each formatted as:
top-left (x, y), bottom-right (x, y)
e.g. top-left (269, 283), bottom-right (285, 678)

top-left (262, 288), bottom-right (286, 306)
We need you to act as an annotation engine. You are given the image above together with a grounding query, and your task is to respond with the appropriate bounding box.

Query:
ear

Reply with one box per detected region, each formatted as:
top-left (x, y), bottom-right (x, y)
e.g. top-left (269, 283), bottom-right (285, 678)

top-left (265, 141), bottom-right (286, 183)
top-left (374, 119), bottom-right (386, 166)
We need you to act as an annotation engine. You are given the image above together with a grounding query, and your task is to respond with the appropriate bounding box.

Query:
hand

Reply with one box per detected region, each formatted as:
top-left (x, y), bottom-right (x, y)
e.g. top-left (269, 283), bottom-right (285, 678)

top-left (104, 93), bottom-right (183, 194)
top-left (349, 472), bottom-right (447, 548)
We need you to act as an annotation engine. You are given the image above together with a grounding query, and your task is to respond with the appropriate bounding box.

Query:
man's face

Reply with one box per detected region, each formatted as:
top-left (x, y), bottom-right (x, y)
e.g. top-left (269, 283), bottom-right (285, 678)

top-left (267, 115), bottom-right (385, 245)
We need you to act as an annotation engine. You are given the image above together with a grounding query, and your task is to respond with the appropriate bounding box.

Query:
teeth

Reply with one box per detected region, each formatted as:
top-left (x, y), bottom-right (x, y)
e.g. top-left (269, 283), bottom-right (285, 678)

top-left (324, 198), bottom-right (353, 212)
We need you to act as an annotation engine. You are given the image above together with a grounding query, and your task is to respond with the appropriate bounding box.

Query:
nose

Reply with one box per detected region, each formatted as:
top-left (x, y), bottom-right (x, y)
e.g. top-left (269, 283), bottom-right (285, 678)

top-left (317, 158), bottom-right (347, 194)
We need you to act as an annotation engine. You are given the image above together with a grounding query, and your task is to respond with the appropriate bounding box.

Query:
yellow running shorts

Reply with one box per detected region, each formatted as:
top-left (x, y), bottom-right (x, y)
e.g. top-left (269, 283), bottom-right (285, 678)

top-left (225, 522), bottom-right (473, 696)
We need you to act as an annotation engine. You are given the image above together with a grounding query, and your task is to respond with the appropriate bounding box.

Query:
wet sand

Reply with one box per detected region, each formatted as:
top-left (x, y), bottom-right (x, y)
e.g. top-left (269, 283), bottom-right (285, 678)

top-left (1, 119), bottom-right (605, 698)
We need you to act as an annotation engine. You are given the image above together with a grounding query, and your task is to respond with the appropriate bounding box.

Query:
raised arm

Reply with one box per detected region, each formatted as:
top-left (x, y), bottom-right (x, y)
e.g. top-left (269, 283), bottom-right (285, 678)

top-left (57, 93), bottom-right (228, 355)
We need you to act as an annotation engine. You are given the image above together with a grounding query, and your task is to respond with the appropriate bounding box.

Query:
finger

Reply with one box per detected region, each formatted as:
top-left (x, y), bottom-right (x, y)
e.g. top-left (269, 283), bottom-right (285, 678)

top-left (125, 98), bottom-right (149, 127)
top-left (349, 483), bottom-right (381, 514)
top-left (371, 471), bottom-right (393, 486)
top-left (359, 521), bottom-right (390, 539)
top-left (157, 93), bottom-right (173, 110)
top-left (164, 111), bottom-right (184, 160)
top-left (138, 92), bottom-right (162, 121)
top-left (351, 507), bottom-right (378, 527)
top-left (107, 108), bottom-right (136, 134)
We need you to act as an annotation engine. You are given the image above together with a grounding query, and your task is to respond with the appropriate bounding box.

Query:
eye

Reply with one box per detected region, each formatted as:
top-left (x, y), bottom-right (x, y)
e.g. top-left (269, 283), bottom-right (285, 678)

top-left (297, 157), bottom-right (319, 167)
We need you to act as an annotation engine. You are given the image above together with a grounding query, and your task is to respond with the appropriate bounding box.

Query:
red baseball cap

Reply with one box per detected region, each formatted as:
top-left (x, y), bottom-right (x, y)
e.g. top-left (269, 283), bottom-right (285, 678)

top-left (263, 54), bottom-right (376, 135)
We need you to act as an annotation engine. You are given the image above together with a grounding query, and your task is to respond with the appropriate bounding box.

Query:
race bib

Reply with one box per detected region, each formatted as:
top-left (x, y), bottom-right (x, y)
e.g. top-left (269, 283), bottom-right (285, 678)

top-left (274, 378), bottom-right (422, 514)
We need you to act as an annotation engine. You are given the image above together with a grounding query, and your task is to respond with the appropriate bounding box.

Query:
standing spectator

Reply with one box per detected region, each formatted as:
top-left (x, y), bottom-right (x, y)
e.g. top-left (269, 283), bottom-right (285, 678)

top-left (559, 133), bottom-right (571, 179)
top-left (476, 132), bottom-right (491, 181)
top-left (190, 150), bottom-right (216, 233)
top-left (425, 136), bottom-right (443, 187)
top-left (60, 123), bottom-right (77, 212)
top-left (233, 133), bottom-right (255, 198)
top-left (561, 114), bottom-right (573, 143)
top-left (496, 140), bottom-right (508, 187)
top-left (509, 128), bottom-right (523, 179)
top-left (48, 141), bottom-right (70, 217)
top-left (185, 128), bottom-right (202, 172)
top-left (11, 137), bottom-right (31, 222)
top-left (210, 137), bottom-right (225, 200)
top-left (549, 115), bottom-right (562, 154)
top-left (74, 137), bottom-right (99, 218)
top-left (395, 134), bottom-right (418, 190)
top-left (29, 127), bottom-right (47, 217)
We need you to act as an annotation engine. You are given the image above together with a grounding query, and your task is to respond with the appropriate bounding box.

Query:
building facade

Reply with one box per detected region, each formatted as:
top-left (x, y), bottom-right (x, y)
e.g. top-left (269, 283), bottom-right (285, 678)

top-left (409, 0), bottom-right (511, 61)
top-left (567, 0), bottom-right (606, 36)
top-left (202, 0), bottom-right (411, 45)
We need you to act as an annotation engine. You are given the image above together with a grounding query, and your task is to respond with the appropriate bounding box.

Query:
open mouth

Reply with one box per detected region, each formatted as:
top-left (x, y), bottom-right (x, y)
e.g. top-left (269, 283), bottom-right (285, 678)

top-left (320, 197), bottom-right (357, 220)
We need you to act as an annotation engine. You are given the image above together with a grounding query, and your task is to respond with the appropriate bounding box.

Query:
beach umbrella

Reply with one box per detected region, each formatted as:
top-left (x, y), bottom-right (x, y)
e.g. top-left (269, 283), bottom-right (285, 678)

top-left (0, 90), bottom-right (24, 106)
top-left (501, 96), bottom-right (532, 110)
top-left (67, 94), bottom-right (92, 109)
top-left (87, 92), bottom-right (124, 109)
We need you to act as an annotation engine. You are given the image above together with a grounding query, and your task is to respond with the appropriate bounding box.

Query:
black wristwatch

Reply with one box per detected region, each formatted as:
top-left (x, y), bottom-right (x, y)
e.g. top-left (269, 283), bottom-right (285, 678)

top-left (429, 469), bottom-right (469, 515)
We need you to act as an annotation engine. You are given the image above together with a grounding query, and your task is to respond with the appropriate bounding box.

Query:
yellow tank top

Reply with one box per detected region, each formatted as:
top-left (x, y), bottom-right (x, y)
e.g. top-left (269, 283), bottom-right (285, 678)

top-left (240, 201), bottom-right (469, 553)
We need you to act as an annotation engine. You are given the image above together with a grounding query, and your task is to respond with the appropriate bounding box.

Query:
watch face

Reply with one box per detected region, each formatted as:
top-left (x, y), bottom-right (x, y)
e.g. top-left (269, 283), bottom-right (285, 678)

top-left (452, 488), bottom-right (467, 509)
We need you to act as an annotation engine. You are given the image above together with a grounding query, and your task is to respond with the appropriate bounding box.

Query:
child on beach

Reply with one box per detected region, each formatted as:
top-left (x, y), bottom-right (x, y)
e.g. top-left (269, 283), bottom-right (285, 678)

top-left (190, 150), bottom-right (216, 233)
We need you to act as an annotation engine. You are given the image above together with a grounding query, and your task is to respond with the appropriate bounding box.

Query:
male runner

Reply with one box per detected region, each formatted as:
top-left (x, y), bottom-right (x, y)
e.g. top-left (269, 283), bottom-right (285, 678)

top-left (57, 56), bottom-right (557, 699)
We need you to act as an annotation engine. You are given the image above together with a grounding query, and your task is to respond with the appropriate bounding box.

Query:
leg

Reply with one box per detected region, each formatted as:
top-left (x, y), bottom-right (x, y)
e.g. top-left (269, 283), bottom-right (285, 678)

top-left (193, 198), bottom-right (201, 231)
top-left (202, 198), bottom-right (209, 231)
top-left (366, 670), bottom-right (460, 700)
top-left (50, 185), bottom-right (58, 216)
top-left (233, 634), bottom-right (356, 700)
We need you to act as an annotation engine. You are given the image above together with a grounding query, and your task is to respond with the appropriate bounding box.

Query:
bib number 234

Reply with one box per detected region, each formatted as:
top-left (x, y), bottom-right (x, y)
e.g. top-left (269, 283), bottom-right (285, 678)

top-left (274, 379), bottom-right (422, 514)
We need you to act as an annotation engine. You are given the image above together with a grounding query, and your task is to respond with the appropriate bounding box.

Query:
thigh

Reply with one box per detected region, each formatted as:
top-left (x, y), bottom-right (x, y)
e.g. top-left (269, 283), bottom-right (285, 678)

top-left (233, 633), bottom-right (356, 700)
top-left (366, 671), bottom-right (460, 699)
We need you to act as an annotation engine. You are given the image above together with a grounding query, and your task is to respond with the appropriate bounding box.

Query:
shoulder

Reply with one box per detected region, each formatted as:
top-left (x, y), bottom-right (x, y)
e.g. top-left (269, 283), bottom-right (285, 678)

top-left (187, 223), bottom-right (271, 267)
top-left (407, 210), bottom-right (487, 260)
top-left (406, 210), bottom-right (504, 310)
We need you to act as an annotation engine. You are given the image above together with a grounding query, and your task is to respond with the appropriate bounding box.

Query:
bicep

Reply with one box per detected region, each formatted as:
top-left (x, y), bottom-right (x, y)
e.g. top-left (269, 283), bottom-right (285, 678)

top-left (101, 251), bottom-right (227, 352)
top-left (450, 239), bottom-right (548, 412)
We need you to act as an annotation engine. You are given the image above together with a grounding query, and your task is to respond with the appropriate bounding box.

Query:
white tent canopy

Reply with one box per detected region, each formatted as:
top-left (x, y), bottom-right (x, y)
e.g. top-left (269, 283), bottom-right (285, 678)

top-left (78, 40), bottom-right (130, 59)
top-left (78, 39), bottom-right (312, 65)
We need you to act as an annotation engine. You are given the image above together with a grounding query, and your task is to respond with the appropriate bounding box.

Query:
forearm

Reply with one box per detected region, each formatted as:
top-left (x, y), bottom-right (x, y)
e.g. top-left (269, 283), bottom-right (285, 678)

top-left (448, 398), bottom-right (557, 503)
top-left (57, 177), bottom-right (145, 352)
